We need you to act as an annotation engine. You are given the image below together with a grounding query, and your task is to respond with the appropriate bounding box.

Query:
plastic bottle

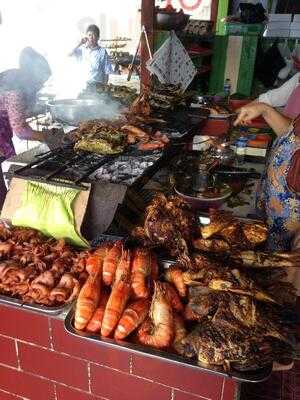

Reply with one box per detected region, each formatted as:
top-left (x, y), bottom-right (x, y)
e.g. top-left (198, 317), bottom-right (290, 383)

top-left (235, 136), bottom-right (248, 164)
top-left (223, 78), bottom-right (231, 104)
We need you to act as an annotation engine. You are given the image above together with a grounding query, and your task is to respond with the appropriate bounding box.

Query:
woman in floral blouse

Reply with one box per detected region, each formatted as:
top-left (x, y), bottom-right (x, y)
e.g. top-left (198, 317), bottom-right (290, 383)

top-left (0, 47), bottom-right (52, 207)
top-left (235, 103), bottom-right (300, 289)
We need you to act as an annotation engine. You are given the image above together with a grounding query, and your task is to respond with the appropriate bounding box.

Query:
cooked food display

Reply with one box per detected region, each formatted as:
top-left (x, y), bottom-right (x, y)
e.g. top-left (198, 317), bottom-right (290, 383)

top-left (74, 243), bottom-right (162, 343)
top-left (132, 193), bottom-right (197, 257)
top-left (0, 223), bottom-right (90, 306)
top-left (148, 83), bottom-right (186, 111)
top-left (81, 83), bottom-right (138, 106)
top-left (71, 235), bottom-right (298, 372)
top-left (193, 209), bottom-right (268, 252)
top-left (1, 193), bottom-right (298, 374)
top-left (71, 119), bottom-right (169, 155)
top-left (170, 254), bottom-right (297, 371)
top-left (74, 127), bottom-right (127, 155)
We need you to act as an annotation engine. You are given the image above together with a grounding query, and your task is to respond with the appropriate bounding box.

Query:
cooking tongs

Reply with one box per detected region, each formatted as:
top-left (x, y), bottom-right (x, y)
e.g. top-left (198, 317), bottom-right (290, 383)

top-left (127, 25), bottom-right (152, 81)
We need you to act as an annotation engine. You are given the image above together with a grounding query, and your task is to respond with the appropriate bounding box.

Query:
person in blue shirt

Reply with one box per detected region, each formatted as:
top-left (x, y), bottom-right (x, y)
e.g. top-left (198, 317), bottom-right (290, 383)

top-left (71, 24), bottom-right (112, 86)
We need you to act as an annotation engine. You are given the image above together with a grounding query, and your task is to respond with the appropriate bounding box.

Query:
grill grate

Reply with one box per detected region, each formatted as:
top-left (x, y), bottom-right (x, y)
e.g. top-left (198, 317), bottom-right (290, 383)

top-left (12, 111), bottom-right (207, 189)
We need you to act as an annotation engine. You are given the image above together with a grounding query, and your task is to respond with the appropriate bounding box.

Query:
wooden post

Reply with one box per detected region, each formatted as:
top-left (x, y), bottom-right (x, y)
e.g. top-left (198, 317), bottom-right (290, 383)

top-left (210, 0), bottom-right (219, 30)
top-left (140, 0), bottom-right (155, 89)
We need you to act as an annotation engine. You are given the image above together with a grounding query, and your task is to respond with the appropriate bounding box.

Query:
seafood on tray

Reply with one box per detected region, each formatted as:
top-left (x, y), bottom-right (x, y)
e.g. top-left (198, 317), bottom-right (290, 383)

top-left (148, 83), bottom-right (187, 111)
top-left (71, 238), bottom-right (299, 371)
top-left (92, 83), bottom-right (138, 106)
top-left (130, 83), bottom-right (190, 115)
top-left (71, 119), bottom-right (169, 155)
top-left (74, 127), bottom-right (127, 155)
top-left (192, 210), bottom-right (268, 253)
top-left (73, 240), bottom-right (187, 350)
top-left (0, 223), bottom-right (90, 306)
top-left (132, 193), bottom-right (197, 257)
top-left (167, 253), bottom-right (298, 371)
top-left (74, 242), bottom-right (160, 340)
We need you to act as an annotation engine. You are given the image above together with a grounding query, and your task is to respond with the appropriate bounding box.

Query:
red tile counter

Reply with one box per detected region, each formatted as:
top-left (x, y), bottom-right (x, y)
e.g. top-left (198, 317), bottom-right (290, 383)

top-left (0, 304), bottom-right (239, 400)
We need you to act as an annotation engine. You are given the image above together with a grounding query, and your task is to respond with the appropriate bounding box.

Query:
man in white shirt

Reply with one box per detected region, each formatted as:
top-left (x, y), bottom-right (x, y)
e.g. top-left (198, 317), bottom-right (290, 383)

top-left (258, 72), bottom-right (300, 118)
top-left (71, 24), bottom-right (112, 86)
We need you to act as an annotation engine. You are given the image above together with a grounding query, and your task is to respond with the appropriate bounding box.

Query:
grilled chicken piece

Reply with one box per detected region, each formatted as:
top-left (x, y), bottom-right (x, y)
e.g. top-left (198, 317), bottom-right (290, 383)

top-left (242, 222), bottom-right (268, 246)
top-left (142, 194), bottom-right (196, 257)
top-left (219, 223), bottom-right (243, 246)
top-left (228, 295), bottom-right (256, 328)
top-left (199, 211), bottom-right (268, 251)
top-left (200, 211), bottom-right (234, 239)
top-left (193, 238), bottom-right (230, 253)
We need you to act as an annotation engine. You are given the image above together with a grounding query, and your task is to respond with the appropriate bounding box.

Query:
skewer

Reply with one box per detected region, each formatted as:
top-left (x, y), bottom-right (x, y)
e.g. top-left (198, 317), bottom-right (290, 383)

top-left (142, 25), bottom-right (153, 60)
top-left (127, 25), bottom-right (152, 82)
top-left (127, 30), bottom-right (143, 82)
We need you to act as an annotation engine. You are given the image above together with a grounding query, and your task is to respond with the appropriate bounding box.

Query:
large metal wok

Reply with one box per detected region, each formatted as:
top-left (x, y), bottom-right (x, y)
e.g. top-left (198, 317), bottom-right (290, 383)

top-left (47, 99), bottom-right (106, 126)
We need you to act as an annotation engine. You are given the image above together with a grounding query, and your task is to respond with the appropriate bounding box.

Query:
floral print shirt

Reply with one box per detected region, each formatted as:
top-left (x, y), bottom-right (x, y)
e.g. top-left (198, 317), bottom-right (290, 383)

top-left (256, 118), bottom-right (300, 251)
top-left (0, 90), bottom-right (32, 158)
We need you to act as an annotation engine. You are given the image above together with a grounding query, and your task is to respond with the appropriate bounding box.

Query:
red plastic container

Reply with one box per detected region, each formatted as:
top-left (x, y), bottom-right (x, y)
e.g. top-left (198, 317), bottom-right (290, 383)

top-left (200, 119), bottom-right (230, 137)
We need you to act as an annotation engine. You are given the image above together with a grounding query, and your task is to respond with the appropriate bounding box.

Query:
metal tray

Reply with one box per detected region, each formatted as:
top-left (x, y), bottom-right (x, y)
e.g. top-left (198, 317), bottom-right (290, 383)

top-left (0, 294), bottom-right (71, 315)
top-left (64, 305), bottom-right (272, 383)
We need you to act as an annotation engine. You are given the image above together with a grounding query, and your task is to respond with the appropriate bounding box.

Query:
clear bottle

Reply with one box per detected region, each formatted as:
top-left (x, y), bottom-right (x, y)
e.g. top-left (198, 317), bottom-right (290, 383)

top-left (223, 78), bottom-right (231, 104)
top-left (235, 136), bottom-right (248, 164)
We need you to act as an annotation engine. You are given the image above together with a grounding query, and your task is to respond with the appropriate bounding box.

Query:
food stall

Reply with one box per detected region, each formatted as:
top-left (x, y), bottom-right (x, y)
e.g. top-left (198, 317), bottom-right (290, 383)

top-left (0, 1), bottom-right (299, 400)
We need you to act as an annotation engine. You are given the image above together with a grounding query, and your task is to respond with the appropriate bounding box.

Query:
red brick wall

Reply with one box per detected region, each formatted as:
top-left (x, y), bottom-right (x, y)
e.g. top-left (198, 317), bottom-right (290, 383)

top-left (0, 304), bottom-right (238, 400)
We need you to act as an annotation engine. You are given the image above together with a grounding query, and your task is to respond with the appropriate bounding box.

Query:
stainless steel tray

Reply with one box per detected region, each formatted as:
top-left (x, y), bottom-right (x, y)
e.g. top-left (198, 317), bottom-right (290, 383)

top-left (0, 294), bottom-right (72, 316)
top-left (64, 305), bottom-right (273, 383)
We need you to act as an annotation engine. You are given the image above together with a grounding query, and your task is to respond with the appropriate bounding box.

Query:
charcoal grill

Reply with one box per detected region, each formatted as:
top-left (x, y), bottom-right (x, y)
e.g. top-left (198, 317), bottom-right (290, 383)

top-left (10, 110), bottom-right (207, 190)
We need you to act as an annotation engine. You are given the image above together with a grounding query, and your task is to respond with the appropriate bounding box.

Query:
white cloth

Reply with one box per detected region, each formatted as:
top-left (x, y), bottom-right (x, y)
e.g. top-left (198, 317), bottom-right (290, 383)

top-left (146, 31), bottom-right (197, 92)
top-left (258, 72), bottom-right (300, 107)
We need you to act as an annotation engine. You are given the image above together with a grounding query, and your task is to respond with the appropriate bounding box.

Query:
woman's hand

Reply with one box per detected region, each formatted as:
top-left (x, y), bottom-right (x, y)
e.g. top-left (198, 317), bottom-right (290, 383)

top-left (234, 103), bottom-right (268, 126)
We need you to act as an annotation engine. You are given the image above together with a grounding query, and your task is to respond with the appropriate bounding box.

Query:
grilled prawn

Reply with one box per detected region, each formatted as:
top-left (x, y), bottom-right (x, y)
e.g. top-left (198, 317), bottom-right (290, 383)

top-left (102, 241), bottom-right (122, 286)
top-left (137, 282), bottom-right (173, 349)
top-left (114, 299), bottom-right (150, 340)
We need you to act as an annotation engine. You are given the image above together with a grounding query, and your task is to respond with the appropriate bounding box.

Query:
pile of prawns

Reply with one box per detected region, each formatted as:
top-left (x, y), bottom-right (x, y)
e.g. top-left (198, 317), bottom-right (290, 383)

top-left (75, 240), bottom-right (186, 349)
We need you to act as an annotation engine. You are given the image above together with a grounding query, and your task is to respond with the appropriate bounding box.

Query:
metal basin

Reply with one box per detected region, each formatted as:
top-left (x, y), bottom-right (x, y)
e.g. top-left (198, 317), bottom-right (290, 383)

top-left (47, 99), bottom-right (104, 126)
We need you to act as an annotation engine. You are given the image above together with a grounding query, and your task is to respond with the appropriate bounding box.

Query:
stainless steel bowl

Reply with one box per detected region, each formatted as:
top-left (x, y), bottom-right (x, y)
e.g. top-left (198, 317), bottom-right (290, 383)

top-left (47, 99), bottom-right (103, 126)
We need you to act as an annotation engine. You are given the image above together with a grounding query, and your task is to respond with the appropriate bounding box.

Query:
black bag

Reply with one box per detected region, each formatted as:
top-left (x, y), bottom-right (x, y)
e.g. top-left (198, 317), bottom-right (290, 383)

top-left (239, 3), bottom-right (266, 24)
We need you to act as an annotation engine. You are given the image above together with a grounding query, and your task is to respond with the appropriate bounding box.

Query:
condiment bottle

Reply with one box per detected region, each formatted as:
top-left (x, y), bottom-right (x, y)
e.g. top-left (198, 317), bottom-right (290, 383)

top-left (235, 136), bottom-right (248, 164)
top-left (223, 78), bottom-right (231, 104)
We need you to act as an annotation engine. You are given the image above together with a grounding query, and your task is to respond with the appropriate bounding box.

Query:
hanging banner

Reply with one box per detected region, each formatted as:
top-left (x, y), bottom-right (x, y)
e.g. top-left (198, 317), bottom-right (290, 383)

top-left (161, 0), bottom-right (212, 20)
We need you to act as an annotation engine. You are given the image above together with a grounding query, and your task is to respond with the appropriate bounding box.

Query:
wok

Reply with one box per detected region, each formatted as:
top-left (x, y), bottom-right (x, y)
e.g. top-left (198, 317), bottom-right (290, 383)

top-left (47, 99), bottom-right (104, 126)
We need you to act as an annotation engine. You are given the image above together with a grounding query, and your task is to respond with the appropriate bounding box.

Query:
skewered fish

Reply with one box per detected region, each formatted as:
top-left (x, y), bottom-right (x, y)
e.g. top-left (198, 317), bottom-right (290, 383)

top-left (231, 250), bottom-right (300, 268)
